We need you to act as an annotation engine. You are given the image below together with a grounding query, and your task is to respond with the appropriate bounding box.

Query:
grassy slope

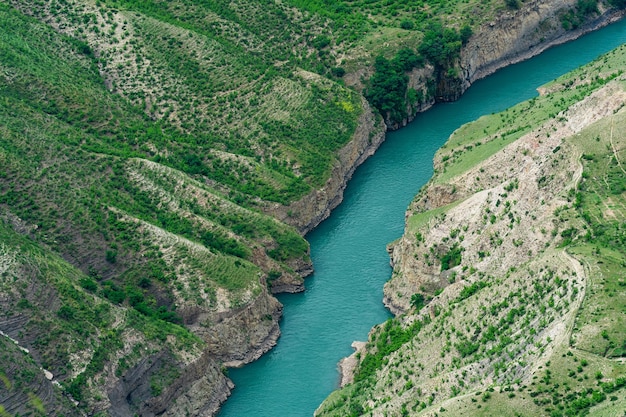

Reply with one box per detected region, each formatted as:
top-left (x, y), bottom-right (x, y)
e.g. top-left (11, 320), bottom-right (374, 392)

top-left (3, 0), bottom-right (526, 203)
top-left (317, 44), bottom-right (626, 417)
top-left (8, 0), bottom-right (365, 201)
top-left (0, 4), bottom-right (305, 409)
top-left (0, 1), bottom-right (311, 293)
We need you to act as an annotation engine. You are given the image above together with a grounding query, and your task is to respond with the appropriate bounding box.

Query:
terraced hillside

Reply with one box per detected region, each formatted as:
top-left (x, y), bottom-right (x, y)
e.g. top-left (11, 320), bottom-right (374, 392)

top-left (0, 4), bottom-right (302, 415)
top-left (1, 0), bottom-right (625, 415)
top-left (317, 44), bottom-right (626, 417)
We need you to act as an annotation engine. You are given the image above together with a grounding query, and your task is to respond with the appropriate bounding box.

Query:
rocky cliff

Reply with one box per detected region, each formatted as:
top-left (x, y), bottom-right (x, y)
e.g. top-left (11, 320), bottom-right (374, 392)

top-left (461, 0), bottom-right (626, 86)
top-left (390, 0), bottom-right (626, 127)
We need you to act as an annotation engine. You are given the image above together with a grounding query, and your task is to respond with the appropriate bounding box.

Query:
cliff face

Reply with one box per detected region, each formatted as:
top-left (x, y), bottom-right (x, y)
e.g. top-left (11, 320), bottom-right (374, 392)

top-left (388, 1), bottom-right (626, 128)
top-left (149, 356), bottom-right (233, 417)
top-left (185, 289), bottom-right (282, 367)
top-left (461, 0), bottom-right (626, 85)
top-left (381, 65), bottom-right (437, 131)
top-left (0, 216), bottom-right (283, 417)
top-left (122, 353), bottom-right (234, 417)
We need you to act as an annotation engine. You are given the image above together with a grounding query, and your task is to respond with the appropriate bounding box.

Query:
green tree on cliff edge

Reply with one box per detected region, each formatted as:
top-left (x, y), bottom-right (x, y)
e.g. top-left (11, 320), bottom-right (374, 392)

top-left (366, 55), bottom-right (409, 123)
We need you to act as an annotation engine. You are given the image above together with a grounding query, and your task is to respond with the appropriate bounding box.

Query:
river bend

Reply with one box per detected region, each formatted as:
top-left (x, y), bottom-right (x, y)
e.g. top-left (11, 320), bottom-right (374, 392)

top-left (218, 18), bottom-right (626, 417)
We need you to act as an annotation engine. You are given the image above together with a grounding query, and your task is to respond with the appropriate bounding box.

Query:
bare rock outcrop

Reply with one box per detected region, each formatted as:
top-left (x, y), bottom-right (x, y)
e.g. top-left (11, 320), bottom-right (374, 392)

top-left (462, 1), bottom-right (626, 86)
top-left (105, 290), bottom-right (283, 416)
top-left (337, 341), bottom-right (367, 387)
top-left (189, 289), bottom-right (283, 367)
top-left (142, 353), bottom-right (233, 417)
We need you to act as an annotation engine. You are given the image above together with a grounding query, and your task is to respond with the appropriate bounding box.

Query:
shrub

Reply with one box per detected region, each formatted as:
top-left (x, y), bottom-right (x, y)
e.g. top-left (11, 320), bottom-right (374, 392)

top-left (57, 304), bottom-right (76, 320)
top-left (393, 48), bottom-right (423, 71)
top-left (505, 0), bottom-right (521, 9)
top-left (312, 35), bottom-right (331, 49)
top-left (102, 281), bottom-right (126, 304)
top-left (457, 340), bottom-right (479, 357)
top-left (411, 293), bottom-right (426, 310)
top-left (79, 277), bottom-right (98, 292)
top-left (105, 249), bottom-right (117, 263)
top-left (440, 244), bottom-right (462, 271)
top-left (457, 281), bottom-right (488, 301)
top-left (400, 19), bottom-right (414, 30)
top-left (460, 25), bottom-right (473, 45)
top-left (418, 23), bottom-right (462, 68)
top-left (331, 67), bottom-right (346, 77)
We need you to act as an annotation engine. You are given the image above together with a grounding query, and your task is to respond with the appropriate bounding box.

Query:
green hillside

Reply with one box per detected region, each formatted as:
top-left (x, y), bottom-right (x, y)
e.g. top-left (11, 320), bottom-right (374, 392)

top-left (0, 0), bottom-right (624, 414)
top-left (0, 1), bottom-right (309, 307)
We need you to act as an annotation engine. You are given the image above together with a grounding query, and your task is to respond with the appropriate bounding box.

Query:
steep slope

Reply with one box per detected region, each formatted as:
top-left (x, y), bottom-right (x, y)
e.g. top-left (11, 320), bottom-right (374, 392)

top-left (1, 0), bottom-right (626, 415)
top-left (0, 220), bottom-right (217, 417)
top-left (0, 335), bottom-right (77, 416)
top-left (317, 43), bottom-right (626, 417)
top-left (0, 4), bottom-right (300, 414)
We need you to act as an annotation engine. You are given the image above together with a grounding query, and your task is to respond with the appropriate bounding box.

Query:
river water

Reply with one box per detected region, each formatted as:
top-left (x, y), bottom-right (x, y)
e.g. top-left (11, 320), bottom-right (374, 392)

top-left (218, 19), bottom-right (626, 417)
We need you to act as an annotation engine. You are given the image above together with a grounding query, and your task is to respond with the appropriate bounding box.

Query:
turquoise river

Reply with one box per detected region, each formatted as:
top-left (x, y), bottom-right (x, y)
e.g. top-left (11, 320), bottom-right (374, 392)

top-left (219, 18), bottom-right (626, 417)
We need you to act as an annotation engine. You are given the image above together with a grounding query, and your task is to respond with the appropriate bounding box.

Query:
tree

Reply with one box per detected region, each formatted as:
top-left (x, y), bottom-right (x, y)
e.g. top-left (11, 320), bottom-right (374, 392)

top-left (411, 293), bottom-right (426, 310)
top-left (331, 67), bottom-right (346, 77)
top-left (393, 48), bottom-right (423, 71)
top-left (460, 25), bottom-right (473, 45)
top-left (312, 35), bottom-right (331, 49)
top-left (365, 56), bottom-right (409, 123)
top-left (440, 244), bottom-right (462, 271)
top-left (400, 19), bottom-right (414, 30)
top-left (418, 23), bottom-right (462, 68)
top-left (57, 304), bottom-right (76, 320)
top-left (505, 0), bottom-right (521, 9)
